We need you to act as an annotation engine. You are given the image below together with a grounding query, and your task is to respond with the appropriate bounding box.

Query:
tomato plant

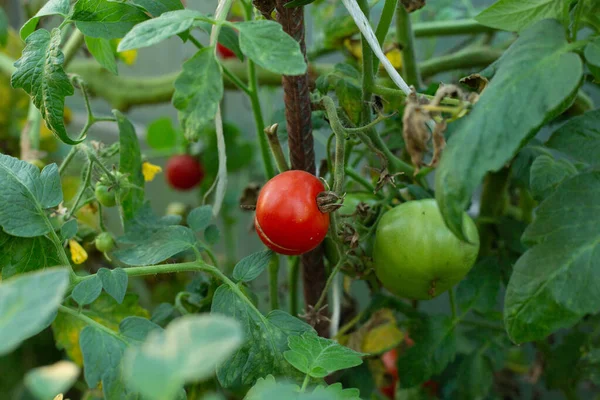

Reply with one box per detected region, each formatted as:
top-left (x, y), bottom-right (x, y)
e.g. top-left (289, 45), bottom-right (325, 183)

top-left (0, 0), bottom-right (599, 399)
top-left (255, 170), bottom-right (330, 255)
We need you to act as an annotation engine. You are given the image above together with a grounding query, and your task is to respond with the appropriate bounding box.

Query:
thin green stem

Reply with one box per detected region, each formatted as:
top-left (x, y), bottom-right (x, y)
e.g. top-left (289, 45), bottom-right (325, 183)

top-left (62, 28), bottom-right (85, 68)
top-left (47, 226), bottom-right (75, 281)
top-left (243, 3), bottom-right (275, 180)
top-left (321, 97), bottom-right (346, 195)
top-left (58, 305), bottom-right (124, 340)
top-left (313, 259), bottom-right (344, 312)
top-left (449, 288), bottom-right (457, 320)
top-left (67, 160), bottom-right (93, 218)
top-left (198, 241), bottom-right (219, 268)
top-left (412, 19), bottom-right (496, 37)
top-left (300, 374), bottom-right (310, 392)
top-left (358, 0), bottom-right (375, 126)
top-left (268, 254), bottom-right (280, 310)
top-left (265, 124), bottom-right (290, 173)
top-left (344, 167), bottom-right (375, 193)
top-left (289, 256), bottom-right (300, 317)
top-left (373, 0), bottom-right (399, 73)
top-left (396, 4), bottom-right (422, 88)
top-left (24, 100), bottom-right (42, 150)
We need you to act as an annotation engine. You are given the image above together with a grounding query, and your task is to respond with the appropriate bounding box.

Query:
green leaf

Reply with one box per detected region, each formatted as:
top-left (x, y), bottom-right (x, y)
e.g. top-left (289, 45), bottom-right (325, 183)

top-left (396, 315), bottom-right (457, 387)
top-left (52, 293), bottom-right (149, 365)
top-left (544, 331), bottom-right (587, 390)
top-left (118, 10), bottom-right (206, 51)
top-left (146, 117), bottom-right (179, 150)
top-left (11, 28), bottom-right (77, 145)
top-left (284, 333), bottom-right (364, 378)
top-left (24, 360), bottom-right (80, 400)
top-left (119, 316), bottom-right (162, 344)
top-left (285, 0), bottom-right (317, 7)
top-left (60, 219), bottom-right (79, 241)
top-left (0, 7), bottom-right (8, 47)
top-left (121, 202), bottom-right (182, 242)
top-left (172, 47), bottom-right (223, 140)
top-left (80, 326), bottom-right (126, 388)
top-left (123, 315), bottom-right (243, 400)
top-left (0, 231), bottom-right (61, 278)
top-left (204, 224), bottom-right (220, 245)
top-left (85, 37), bottom-right (117, 75)
top-left (0, 268), bottom-right (70, 356)
top-left (236, 20), bottom-right (307, 75)
top-left (475, 0), bottom-right (572, 32)
top-left (20, 0), bottom-right (70, 40)
top-left (115, 225), bottom-right (197, 266)
top-left (98, 268), bottom-right (128, 304)
top-left (435, 19), bottom-right (582, 240)
top-left (456, 352), bottom-right (494, 399)
top-left (504, 170), bottom-right (600, 343)
top-left (336, 79), bottom-right (362, 126)
top-left (73, 275), bottom-right (103, 306)
top-left (218, 25), bottom-right (244, 61)
top-left (585, 37), bottom-right (600, 81)
top-left (233, 250), bottom-right (273, 282)
top-left (72, 0), bottom-right (149, 39)
top-left (580, 0), bottom-right (600, 33)
top-left (130, 0), bottom-right (183, 17)
top-left (212, 285), bottom-right (314, 387)
top-left (456, 258), bottom-right (501, 315)
top-left (529, 154), bottom-right (578, 201)
top-left (115, 110), bottom-right (145, 222)
top-left (245, 376), bottom-right (361, 400)
top-left (187, 205), bottom-right (213, 233)
top-left (0, 155), bottom-right (62, 237)
top-left (546, 108), bottom-right (600, 165)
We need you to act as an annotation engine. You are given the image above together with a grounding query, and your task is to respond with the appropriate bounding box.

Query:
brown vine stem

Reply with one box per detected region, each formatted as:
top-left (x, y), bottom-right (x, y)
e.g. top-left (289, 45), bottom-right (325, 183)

top-left (276, 0), bottom-right (329, 337)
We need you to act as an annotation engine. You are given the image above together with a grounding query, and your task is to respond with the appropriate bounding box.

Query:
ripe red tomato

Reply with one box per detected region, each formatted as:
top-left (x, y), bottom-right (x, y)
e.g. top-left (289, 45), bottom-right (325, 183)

top-left (217, 43), bottom-right (236, 59)
top-left (381, 348), bottom-right (398, 380)
top-left (254, 170), bottom-right (329, 256)
top-left (166, 155), bottom-right (204, 191)
top-left (380, 382), bottom-right (396, 399)
top-left (373, 199), bottom-right (479, 299)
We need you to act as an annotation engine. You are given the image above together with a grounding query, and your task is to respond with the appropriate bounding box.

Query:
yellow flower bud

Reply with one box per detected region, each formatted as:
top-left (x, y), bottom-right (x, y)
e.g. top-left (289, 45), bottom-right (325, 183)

top-left (142, 161), bottom-right (162, 182)
top-left (69, 240), bottom-right (88, 265)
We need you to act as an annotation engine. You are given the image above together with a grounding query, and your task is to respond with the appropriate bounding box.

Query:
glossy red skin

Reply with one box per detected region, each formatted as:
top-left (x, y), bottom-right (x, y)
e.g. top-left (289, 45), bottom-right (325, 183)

top-left (255, 170), bottom-right (329, 256)
top-left (166, 155), bottom-right (204, 191)
top-left (217, 43), bottom-right (236, 59)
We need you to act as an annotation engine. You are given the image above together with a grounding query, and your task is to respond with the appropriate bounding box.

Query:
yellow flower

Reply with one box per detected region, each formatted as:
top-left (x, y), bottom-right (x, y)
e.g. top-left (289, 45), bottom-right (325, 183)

top-left (385, 48), bottom-right (403, 70)
top-left (114, 39), bottom-right (138, 65)
top-left (69, 240), bottom-right (88, 265)
top-left (142, 161), bottom-right (162, 182)
top-left (53, 395), bottom-right (63, 400)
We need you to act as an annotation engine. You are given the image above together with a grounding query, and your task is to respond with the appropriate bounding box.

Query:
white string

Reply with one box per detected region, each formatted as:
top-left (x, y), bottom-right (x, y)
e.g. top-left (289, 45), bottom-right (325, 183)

top-left (341, 0), bottom-right (412, 95)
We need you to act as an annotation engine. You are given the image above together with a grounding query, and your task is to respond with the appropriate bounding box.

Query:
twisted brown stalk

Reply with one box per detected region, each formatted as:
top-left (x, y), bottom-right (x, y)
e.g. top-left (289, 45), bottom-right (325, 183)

top-left (276, 1), bottom-right (329, 337)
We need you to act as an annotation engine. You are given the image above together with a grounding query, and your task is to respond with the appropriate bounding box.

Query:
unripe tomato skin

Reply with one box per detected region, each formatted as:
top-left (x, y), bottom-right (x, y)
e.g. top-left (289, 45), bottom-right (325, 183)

top-left (95, 232), bottom-right (115, 253)
top-left (217, 43), bottom-right (236, 59)
top-left (166, 155), bottom-right (205, 191)
top-left (373, 199), bottom-right (479, 300)
top-left (95, 184), bottom-right (116, 207)
top-left (255, 170), bottom-right (330, 256)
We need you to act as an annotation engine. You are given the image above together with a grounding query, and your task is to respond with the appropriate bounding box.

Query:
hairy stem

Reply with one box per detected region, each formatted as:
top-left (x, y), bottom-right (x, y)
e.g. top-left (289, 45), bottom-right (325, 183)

top-left (396, 4), bottom-right (422, 88)
top-left (269, 254), bottom-right (280, 310)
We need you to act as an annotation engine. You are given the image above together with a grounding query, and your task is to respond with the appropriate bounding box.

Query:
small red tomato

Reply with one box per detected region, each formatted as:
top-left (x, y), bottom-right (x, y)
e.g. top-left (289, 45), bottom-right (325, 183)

top-left (382, 349), bottom-right (398, 380)
top-left (380, 382), bottom-right (396, 399)
top-left (255, 170), bottom-right (329, 256)
top-left (166, 155), bottom-right (205, 191)
top-left (217, 43), bottom-right (236, 59)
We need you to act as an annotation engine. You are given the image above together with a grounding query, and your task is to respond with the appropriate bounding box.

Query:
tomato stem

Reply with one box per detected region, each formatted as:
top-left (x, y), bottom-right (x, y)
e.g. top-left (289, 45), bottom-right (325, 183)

top-left (395, 4), bottom-right (423, 88)
top-left (268, 254), bottom-right (280, 311)
top-left (288, 256), bottom-right (300, 317)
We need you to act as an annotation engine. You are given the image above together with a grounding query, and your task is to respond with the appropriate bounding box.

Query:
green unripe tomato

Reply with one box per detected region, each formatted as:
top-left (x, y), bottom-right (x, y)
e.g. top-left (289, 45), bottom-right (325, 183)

top-left (95, 183), bottom-right (116, 207)
top-left (95, 232), bottom-right (115, 253)
top-left (373, 199), bottom-right (479, 300)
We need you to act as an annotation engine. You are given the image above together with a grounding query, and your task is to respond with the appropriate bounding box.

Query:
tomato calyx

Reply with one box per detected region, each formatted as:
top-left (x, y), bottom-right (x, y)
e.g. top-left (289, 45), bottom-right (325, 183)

top-left (316, 191), bottom-right (345, 213)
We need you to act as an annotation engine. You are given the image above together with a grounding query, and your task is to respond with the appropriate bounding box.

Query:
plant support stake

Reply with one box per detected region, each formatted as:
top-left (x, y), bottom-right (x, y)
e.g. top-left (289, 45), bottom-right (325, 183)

top-left (276, 0), bottom-right (329, 337)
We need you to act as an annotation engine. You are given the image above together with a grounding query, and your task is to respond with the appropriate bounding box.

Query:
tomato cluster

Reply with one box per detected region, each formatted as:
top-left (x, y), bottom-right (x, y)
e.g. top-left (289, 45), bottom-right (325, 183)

top-left (254, 170), bottom-right (330, 256)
